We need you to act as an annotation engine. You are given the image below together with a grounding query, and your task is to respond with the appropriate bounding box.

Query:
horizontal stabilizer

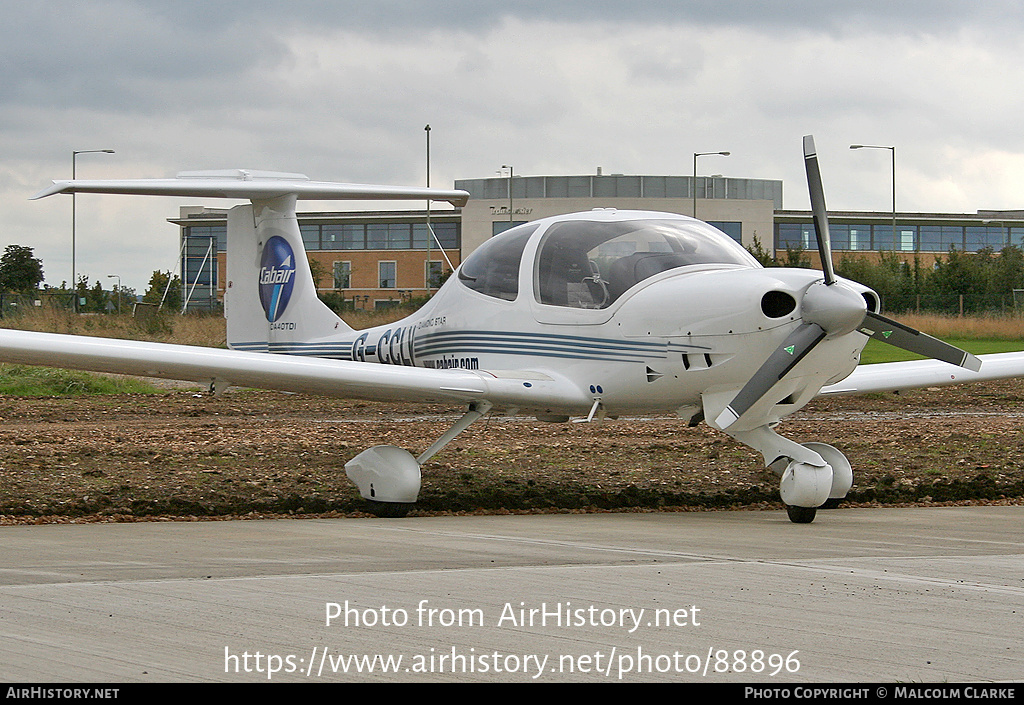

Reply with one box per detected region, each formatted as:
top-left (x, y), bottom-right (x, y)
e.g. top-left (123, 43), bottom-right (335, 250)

top-left (31, 171), bottom-right (469, 207)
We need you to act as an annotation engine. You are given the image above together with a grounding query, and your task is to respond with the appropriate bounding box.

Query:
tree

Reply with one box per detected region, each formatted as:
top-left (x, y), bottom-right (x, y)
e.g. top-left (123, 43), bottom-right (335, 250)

top-left (142, 270), bottom-right (182, 311)
top-left (109, 284), bottom-right (136, 314)
top-left (780, 245), bottom-right (812, 269)
top-left (308, 258), bottom-right (328, 290)
top-left (0, 245), bottom-right (44, 293)
top-left (926, 247), bottom-right (988, 312)
top-left (987, 246), bottom-right (1024, 309)
top-left (745, 233), bottom-right (776, 267)
top-left (72, 276), bottom-right (110, 313)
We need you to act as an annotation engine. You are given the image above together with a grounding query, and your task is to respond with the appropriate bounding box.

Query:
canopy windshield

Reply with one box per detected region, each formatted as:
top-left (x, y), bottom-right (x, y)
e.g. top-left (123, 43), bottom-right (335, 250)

top-left (535, 218), bottom-right (759, 309)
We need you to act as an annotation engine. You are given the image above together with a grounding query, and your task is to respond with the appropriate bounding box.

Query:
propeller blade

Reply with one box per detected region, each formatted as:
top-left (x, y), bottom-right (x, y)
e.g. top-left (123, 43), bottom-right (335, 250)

top-left (803, 135), bottom-right (837, 286)
top-left (715, 323), bottom-right (826, 429)
top-left (717, 136), bottom-right (981, 434)
top-left (859, 311), bottom-right (982, 371)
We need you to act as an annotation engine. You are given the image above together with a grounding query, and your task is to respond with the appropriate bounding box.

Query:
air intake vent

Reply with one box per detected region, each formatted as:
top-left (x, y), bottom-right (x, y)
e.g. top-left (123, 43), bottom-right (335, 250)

top-left (862, 291), bottom-right (880, 313)
top-left (761, 291), bottom-right (797, 318)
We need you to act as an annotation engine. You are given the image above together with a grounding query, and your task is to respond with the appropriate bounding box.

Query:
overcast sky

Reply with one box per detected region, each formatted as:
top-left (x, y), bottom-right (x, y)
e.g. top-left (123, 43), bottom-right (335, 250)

top-left (4, 0), bottom-right (1024, 292)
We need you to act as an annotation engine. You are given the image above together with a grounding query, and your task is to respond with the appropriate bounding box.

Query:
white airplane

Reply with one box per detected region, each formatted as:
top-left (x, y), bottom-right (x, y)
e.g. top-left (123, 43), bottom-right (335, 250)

top-left (4, 137), bottom-right (1024, 523)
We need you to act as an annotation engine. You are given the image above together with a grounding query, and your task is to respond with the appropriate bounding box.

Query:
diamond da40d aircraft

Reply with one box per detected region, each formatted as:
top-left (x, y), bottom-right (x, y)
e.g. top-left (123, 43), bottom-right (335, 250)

top-left (4, 135), bottom-right (1024, 523)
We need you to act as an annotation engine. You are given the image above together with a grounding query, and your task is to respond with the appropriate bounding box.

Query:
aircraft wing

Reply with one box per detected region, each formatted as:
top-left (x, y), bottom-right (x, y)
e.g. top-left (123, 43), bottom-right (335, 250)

top-left (818, 352), bottom-right (1024, 396)
top-left (0, 329), bottom-right (585, 409)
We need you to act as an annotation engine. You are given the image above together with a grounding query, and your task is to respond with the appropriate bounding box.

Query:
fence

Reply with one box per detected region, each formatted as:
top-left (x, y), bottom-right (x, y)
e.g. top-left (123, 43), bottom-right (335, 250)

top-left (880, 293), bottom-right (1020, 316)
top-left (0, 292), bottom-right (77, 318)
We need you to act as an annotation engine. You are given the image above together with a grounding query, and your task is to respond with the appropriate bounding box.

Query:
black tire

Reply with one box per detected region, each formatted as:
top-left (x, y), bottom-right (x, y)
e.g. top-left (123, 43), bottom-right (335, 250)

top-left (786, 505), bottom-right (817, 524)
top-left (367, 501), bottom-right (414, 518)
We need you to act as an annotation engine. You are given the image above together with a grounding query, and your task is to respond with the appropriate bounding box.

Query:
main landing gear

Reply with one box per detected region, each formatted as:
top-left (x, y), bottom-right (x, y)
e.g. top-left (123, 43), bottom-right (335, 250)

top-left (344, 401), bottom-right (492, 517)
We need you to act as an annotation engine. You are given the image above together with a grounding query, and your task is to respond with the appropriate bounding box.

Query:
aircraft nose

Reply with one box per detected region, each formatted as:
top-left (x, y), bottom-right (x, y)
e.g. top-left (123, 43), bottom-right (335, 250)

top-left (800, 280), bottom-right (867, 337)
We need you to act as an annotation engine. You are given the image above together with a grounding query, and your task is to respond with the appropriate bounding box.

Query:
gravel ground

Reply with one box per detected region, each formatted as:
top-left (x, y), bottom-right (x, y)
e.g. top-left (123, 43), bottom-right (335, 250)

top-left (1, 379), bottom-right (1023, 524)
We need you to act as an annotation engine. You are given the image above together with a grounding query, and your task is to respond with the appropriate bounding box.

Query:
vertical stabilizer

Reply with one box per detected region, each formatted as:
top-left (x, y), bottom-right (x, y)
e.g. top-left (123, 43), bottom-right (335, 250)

top-left (29, 170), bottom-right (470, 354)
top-left (225, 196), bottom-right (352, 352)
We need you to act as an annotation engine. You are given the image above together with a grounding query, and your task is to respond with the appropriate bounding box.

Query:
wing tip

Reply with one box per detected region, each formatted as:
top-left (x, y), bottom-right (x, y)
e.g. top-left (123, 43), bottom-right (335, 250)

top-left (30, 182), bottom-right (68, 200)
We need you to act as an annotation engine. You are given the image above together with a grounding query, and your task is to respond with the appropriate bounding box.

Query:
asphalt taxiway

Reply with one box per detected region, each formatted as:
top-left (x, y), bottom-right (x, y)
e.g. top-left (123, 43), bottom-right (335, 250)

top-left (1, 505), bottom-right (1021, 682)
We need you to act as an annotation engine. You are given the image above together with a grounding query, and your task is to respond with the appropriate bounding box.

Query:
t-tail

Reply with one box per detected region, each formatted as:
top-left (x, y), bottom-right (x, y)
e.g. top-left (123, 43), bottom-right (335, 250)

top-left (223, 194), bottom-right (346, 353)
top-left (31, 169), bottom-right (469, 354)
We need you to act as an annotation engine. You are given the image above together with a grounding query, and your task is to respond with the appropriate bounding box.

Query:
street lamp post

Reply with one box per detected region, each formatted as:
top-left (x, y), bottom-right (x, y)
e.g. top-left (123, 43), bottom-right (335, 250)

top-left (850, 144), bottom-right (897, 250)
top-left (501, 164), bottom-right (514, 223)
top-left (72, 149), bottom-right (115, 311)
top-left (692, 151), bottom-right (730, 219)
top-left (425, 124), bottom-right (432, 292)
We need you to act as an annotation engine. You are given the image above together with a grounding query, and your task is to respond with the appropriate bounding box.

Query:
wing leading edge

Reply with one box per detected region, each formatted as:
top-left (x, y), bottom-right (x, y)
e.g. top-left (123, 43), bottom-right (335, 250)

top-left (3, 330), bottom-right (1024, 410)
top-left (30, 170), bottom-right (470, 207)
top-left (819, 352), bottom-right (1024, 397)
top-left (0, 329), bottom-right (587, 410)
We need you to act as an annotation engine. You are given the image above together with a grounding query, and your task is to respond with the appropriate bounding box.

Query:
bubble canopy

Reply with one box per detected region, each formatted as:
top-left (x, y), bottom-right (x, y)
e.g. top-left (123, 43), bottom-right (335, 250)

top-left (458, 215), bottom-right (759, 308)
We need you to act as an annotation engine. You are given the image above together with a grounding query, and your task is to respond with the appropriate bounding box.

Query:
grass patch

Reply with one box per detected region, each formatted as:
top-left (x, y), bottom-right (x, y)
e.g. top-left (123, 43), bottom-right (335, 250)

top-left (860, 337), bottom-right (1024, 365)
top-left (860, 312), bottom-right (1024, 364)
top-left (2, 300), bottom-right (415, 346)
top-left (893, 312), bottom-right (1024, 340)
top-left (2, 306), bottom-right (228, 347)
top-left (0, 365), bottom-right (159, 397)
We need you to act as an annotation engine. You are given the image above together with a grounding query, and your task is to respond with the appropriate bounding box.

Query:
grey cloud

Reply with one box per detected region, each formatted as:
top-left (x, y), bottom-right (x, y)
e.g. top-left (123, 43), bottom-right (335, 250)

top-left (0, 3), bottom-right (287, 112)
top-left (139, 0), bottom-right (1024, 35)
top-left (5, 0), bottom-right (1017, 116)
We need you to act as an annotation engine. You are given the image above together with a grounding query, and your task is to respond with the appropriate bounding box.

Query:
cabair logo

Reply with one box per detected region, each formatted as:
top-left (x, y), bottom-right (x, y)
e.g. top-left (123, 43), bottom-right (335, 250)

top-left (259, 236), bottom-right (297, 322)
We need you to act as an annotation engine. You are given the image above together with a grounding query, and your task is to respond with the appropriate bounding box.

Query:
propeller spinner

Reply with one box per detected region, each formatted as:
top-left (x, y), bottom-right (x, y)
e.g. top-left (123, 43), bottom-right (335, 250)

top-left (715, 136), bottom-right (981, 430)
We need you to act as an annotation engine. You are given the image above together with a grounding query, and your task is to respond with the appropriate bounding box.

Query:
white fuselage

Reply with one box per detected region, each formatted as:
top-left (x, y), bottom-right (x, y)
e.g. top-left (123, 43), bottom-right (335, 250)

top-left (241, 210), bottom-right (872, 423)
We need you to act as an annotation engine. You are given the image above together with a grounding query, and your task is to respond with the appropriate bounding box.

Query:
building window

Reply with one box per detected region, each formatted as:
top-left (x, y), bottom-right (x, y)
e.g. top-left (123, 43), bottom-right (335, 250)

top-left (966, 225), bottom-right (1007, 251)
top-left (300, 224), bottom-right (320, 250)
top-left (297, 219), bottom-right (458, 252)
top-left (493, 221), bottom-right (528, 237)
top-left (426, 260), bottom-right (444, 288)
top-left (413, 224), bottom-right (430, 249)
top-left (707, 221), bottom-right (742, 244)
top-left (941, 225), bottom-right (964, 251)
top-left (181, 234), bottom-right (218, 311)
top-left (387, 223), bottom-right (412, 249)
top-left (322, 224), bottom-right (366, 250)
top-left (776, 223), bottom-right (814, 251)
top-left (367, 224), bottom-right (388, 250)
top-left (379, 261), bottom-right (396, 288)
top-left (849, 228), bottom-right (864, 251)
top-left (333, 261), bottom-right (351, 289)
top-left (433, 222), bottom-right (459, 249)
top-left (900, 229), bottom-right (916, 251)
top-left (185, 225), bottom-right (227, 252)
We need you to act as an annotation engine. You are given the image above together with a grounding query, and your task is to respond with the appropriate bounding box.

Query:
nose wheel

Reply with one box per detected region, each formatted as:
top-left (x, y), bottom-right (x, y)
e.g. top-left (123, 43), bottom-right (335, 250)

top-left (778, 444), bottom-right (854, 523)
top-left (786, 505), bottom-right (817, 523)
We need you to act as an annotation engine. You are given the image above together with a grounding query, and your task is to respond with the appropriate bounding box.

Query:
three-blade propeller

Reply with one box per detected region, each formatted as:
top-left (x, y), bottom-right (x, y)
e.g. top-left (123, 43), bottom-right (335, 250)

top-left (715, 136), bottom-right (981, 430)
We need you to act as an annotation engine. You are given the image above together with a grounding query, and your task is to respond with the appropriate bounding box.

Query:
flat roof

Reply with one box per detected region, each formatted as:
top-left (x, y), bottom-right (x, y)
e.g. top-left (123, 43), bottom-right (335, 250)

top-left (776, 209), bottom-right (1024, 224)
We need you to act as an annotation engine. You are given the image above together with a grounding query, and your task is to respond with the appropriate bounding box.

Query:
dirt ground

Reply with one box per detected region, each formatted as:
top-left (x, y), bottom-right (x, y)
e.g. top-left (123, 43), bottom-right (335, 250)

top-left (1, 378), bottom-right (1023, 524)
